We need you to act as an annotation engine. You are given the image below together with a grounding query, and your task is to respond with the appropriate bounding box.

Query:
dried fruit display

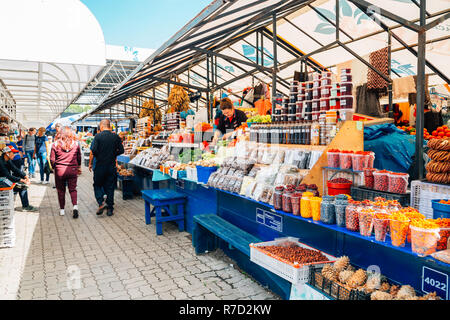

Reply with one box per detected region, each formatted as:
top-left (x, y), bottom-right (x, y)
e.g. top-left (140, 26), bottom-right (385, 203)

top-left (363, 168), bottom-right (376, 189)
top-left (257, 243), bottom-right (330, 265)
top-left (338, 270), bottom-right (354, 283)
top-left (358, 209), bottom-right (374, 237)
top-left (168, 83), bottom-right (190, 112)
top-left (139, 99), bottom-right (162, 123)
top-left (371, 291), bottom-right (393, 300)
top-left (373, 170), bottom-right (390, 192)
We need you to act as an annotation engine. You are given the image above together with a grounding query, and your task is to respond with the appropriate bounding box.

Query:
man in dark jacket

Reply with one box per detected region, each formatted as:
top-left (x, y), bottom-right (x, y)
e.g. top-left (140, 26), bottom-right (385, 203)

top-left (89, 120), bottom-right (124, 217)
top-left (0, 146), bottom-right (37, 212)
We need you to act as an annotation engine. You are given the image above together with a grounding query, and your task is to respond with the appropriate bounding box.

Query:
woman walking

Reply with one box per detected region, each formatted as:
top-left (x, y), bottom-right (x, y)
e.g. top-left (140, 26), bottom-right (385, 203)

top-left (50, 126), bottom-right (81, 218)
top-left (34, 127), bottom-right (50, 184)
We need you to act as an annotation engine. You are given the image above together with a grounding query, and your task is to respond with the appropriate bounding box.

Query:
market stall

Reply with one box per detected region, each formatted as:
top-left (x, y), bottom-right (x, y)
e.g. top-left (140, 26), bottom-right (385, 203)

top-left (91, 0), bottom-right (450, 300)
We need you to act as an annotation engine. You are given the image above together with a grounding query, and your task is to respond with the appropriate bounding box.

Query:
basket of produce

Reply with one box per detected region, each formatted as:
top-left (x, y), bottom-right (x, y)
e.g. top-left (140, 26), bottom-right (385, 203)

top-left (249, 237), bottom-right (336, 284)
top-left (431, 199), bottom-right (450, 219)
top-left (327, 178), bottom-right (352, 196)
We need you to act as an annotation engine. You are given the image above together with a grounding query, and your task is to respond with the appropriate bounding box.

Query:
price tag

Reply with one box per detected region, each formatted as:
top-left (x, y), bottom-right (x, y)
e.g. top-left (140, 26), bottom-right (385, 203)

top-left (422, 266), bottom-right (448, 300)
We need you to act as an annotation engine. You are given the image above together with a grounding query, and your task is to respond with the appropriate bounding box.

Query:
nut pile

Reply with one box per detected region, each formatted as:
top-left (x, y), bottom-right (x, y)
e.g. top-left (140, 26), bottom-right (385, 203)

top-left (258, 242), bottom-right (329, 265)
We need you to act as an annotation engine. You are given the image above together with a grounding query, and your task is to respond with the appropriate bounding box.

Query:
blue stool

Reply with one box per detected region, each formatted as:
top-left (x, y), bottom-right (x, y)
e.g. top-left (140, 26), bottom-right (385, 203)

top-left (141, 189), bottom-right (187, 235)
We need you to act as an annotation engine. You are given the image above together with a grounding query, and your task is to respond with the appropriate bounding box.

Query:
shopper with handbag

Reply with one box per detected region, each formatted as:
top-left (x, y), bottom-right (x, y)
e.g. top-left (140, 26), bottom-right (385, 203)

top-left (50, 126), bottom-right (81, 218)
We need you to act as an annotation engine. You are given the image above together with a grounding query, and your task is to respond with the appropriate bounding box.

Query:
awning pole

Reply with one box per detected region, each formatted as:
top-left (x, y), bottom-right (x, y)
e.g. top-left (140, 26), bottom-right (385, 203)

top-left (415, 0), bottom-right (427, 180)
top-left (272, 12), bottom-right (277, 115)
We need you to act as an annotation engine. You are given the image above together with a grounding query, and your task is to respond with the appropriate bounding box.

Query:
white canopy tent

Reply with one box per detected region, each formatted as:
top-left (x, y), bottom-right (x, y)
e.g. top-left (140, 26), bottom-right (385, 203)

top-left (0, 0), bottom-right (106, 129)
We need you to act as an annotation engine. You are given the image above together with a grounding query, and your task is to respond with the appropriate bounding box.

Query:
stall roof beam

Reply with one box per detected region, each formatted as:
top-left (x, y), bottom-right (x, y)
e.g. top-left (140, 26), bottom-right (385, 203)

top-left (348, 0), bottom-right (421, 32)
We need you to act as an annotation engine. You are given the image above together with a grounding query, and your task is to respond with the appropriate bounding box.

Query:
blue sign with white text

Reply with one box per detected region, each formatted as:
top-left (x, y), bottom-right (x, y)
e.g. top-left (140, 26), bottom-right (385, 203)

top-left (256, 208), bottom-right (282, 233)
top-left (422, 266), bottom-right (448, 300)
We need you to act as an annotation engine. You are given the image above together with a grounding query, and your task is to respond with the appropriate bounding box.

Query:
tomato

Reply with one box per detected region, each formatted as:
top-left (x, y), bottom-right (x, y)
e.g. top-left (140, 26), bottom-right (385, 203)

top-left (442, 125), bottom-right (448, 130)
top-left (432, 130), bottom-right (438, 136)
top-left (438, 132), bottom-right (445, 137)
top-left (437, 127), bottom-right (444, 132)
top-left (446, 132), bottom-right (450, 137)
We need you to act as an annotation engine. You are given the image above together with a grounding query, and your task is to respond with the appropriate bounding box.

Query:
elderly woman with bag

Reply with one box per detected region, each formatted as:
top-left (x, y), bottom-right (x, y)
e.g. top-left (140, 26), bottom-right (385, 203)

top-left (50, 126), bottom-right (81, 218)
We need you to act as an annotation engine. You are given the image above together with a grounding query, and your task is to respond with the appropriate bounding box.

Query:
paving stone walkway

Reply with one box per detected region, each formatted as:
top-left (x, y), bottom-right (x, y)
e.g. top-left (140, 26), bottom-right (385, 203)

top-left (0, 169), bottom-right (279, 300)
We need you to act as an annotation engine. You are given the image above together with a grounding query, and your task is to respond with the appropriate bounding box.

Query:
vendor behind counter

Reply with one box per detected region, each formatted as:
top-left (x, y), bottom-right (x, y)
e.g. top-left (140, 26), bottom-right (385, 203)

top-left (212, 97), bottom-right (248, 144)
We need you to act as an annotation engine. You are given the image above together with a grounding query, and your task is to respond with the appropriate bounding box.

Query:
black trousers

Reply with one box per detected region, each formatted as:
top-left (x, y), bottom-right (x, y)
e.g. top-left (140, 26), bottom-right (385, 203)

top-left (93, 165), bottom-right (116, 210)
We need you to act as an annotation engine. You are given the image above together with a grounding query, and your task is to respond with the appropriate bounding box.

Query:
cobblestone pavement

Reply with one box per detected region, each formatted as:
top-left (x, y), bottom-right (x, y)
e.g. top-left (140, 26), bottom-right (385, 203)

top-left (0, 170), bottom-right (279, 300)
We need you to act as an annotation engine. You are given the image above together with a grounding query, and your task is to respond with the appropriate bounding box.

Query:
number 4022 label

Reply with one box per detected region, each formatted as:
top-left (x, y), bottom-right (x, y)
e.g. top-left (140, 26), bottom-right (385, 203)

top-left (422, 267), bottom-right (448, 300)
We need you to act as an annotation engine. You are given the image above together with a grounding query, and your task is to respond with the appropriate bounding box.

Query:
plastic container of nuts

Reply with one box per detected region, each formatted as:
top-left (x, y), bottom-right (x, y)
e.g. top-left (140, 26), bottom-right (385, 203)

top-left (249, 237), bottom-right (337, 284)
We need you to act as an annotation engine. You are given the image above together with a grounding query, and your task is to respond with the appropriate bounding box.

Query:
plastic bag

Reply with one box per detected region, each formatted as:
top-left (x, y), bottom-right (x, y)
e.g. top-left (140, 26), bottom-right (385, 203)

top-left (240, 176), bottom-right (255, 196)
top-left (244, 180), bottom-right (258, 198)
top-left (284, 174), bottom-right (301, 187)
top-left (257, 148), bottom-right (267, 164)
top-left (251, 183), bottom-right (265, 201)
top-left (261, 148), bottom-right (277, 165)
top-left (248, 166), bottom-right (261, 178)
top-left (259, 185), bottom-right (274, 203)
top-left (207, 172), bottom-right (218, 187)
top-left (255, 166), bottom-right (278, 185)
top-left (233, 178), bottom-right (243, 194)
top-left (284, 150), bottom-right (296, 165)
top-left (273, 149), bottom-right (286, 165)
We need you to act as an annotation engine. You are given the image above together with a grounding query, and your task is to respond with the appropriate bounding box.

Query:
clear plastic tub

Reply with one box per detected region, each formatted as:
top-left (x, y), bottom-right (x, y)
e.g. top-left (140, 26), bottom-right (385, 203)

top-left (313, 88), bottom-right (321, 100)
top-left (365, 151), bottom-right (375, 168)
top-left (327, 150), bottom-right (340, 168)
top-left (359, 210), bottom-right (374, 237)
top-left (345, 202), bottom-right (360, 232)
top-left (312, 72), bottom-right (321, 81)
top-left (373, 170), bottom-right (390, 192)
top-left (389, 219), bottom-right (410, 247)
top-left (297, 94), bottom-right (305, 102)
top-left (320, 196), bottom-right (335, 224)
top-left (331, 87), bottom-right (340, 97)
top-left (320, 98), bottom-right (330, 111)
top-left (340, 82), bottom-right (353, 96)
top-left (311, 197), bottom-right (322, 221)
top-left (322, 71), bottom-right (332, 78)
top-left (313, 80), bottom-right (321, 88)
top-left (306, 89), bottom-right (313, 100)
top-left (296, 101), bottom-right (304, 114)
top-left (410, 226), bottom-right (440, 257)
top-left (339, 151), bottom-right (353, 170)
top-left (373, 218), bottom-right (389, 242)
top-left (335, 203), bottom-right (347, 227)
top-left (321, 78), bottom-right (332, 86)
top-left (340, 95), bottom-right (353, 109)
top-left (330, 97), bottom-right (340, 110)
top-left (341, 68), bottom-right (351, 75)
top-left (305, 81), bottom-right (314, 89)
top-left (351, 153), bottom-right (365, 171)
top-left (340, 74), bottom-right (352, 82)
top-left (363, 168), bottom-right (377, 189)
top-left (388, 172), bottom-right (409, 194)
top-left (298, 87), bottom-right (306, 95)
top-left (291, 193), bottom-right (301, 216)
top-left (321, 86), bottom-right (332, 98)
top-left (312, 99), bottom-right (320, 112)
top-left (301, 192), bottom-right (314, 218)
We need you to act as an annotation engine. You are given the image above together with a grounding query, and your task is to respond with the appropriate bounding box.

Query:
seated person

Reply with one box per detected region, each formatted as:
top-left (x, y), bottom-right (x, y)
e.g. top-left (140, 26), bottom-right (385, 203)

top-left (0, 146), bottom-right (37, 212)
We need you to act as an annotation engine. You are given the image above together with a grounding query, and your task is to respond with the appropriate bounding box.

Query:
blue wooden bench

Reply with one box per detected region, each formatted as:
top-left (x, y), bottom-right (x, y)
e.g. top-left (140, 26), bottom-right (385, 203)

top-left (192, 214), bottom-right (261, 256)
top-left (141, 189), bottom-right (187, 235)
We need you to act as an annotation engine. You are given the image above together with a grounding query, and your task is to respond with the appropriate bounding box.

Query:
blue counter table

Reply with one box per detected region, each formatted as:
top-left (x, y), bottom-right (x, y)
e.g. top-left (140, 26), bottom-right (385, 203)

top-left (117, 158), bottom-right (450, 300)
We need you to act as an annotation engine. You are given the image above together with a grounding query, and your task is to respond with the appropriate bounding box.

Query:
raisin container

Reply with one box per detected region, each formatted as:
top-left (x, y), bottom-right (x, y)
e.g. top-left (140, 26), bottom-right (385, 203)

top-left (312, 99), bottom-right (320, 112)
top-left (330, 97), bottom-right (340, 110)
top-left (364, 168), bottom-right (377, 189)
top-left (291, 192), bottom-right (302, 216)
